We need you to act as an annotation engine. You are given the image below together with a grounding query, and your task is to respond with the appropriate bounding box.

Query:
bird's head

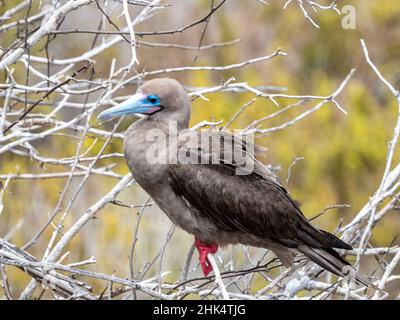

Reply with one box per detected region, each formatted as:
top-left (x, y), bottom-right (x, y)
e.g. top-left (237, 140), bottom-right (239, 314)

top-left (97, 78), bottom-right (191, 128)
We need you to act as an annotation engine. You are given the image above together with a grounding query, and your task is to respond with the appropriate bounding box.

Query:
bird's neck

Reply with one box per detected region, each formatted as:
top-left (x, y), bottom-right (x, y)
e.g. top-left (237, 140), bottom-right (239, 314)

top-left (129, 113), bottom-right (190, 136)
top-left (123, 116), bottom-right (188, 191)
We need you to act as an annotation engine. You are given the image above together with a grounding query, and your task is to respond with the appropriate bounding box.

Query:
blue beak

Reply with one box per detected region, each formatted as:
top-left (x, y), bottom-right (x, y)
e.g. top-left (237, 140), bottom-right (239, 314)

top-left (97, 92), bottom-right (161, 121)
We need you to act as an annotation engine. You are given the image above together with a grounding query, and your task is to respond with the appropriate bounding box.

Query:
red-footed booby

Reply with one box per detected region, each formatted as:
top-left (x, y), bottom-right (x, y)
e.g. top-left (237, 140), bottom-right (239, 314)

top-left (98, 78), bottom-right (376, 288)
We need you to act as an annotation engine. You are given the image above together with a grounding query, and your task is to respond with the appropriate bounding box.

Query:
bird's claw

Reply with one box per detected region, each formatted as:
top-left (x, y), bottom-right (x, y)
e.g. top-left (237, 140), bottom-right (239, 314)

top-left (194, 238), bottom-right (218, 276)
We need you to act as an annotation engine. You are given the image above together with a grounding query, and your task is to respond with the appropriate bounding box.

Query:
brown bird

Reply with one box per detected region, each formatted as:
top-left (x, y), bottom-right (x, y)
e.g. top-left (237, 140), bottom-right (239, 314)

top-left (98, 77), bottom-right (375, 288)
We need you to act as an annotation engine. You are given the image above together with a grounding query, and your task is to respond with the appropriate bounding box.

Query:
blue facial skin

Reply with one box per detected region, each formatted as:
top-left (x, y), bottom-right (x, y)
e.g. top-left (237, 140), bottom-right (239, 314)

top-left (97, 93), bottom-right (161, 121)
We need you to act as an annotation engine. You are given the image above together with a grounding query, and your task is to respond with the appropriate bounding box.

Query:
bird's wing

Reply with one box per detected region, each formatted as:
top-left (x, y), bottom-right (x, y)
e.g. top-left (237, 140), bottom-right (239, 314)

top-left (168, 131), bottom-right (351, 250)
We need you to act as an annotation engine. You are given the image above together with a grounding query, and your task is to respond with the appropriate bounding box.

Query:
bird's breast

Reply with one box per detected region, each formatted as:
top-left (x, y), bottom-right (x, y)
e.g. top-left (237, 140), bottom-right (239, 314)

top-left (123, 125), bottom-right (171, 194)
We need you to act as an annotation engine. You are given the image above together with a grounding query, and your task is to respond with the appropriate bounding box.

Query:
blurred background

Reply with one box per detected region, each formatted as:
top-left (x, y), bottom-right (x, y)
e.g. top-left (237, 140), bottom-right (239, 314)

top-left (1, 0), bottom-right (399, 298)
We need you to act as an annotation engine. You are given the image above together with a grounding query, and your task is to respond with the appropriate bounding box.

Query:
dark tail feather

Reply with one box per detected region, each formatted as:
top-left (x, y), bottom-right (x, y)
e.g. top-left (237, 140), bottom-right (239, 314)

top-left (297, 245), bottom-right (381, 291)
top-left (318, 230), bottom-right (352, 250)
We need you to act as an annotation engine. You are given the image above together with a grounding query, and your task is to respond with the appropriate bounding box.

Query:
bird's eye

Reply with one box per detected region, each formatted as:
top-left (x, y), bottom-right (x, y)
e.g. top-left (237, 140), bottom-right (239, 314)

top-left (148, 96), bottom-right (158, 104)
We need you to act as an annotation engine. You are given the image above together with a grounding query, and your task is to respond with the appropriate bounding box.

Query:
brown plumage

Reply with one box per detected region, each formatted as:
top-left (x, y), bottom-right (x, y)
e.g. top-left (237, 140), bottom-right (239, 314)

top-left (98, 77), bottom-right (377, 289)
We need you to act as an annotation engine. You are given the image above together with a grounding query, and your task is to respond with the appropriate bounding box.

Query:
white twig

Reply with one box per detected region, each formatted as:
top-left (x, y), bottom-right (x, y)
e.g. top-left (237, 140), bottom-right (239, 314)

top-left (122, 0), bottom-right (139, 65)
top-left (207, 253), bottom-right (230, 300)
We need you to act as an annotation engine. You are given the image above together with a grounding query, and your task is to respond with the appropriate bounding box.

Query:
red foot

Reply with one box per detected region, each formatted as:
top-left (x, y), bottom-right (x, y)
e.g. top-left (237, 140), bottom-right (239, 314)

top-left (194, 238), bottom-right (218, 276)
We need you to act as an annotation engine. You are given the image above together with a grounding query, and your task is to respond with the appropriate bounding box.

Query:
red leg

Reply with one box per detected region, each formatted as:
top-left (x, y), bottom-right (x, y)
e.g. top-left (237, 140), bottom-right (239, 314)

top-left (194, 238), bottom-right (218, 276)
